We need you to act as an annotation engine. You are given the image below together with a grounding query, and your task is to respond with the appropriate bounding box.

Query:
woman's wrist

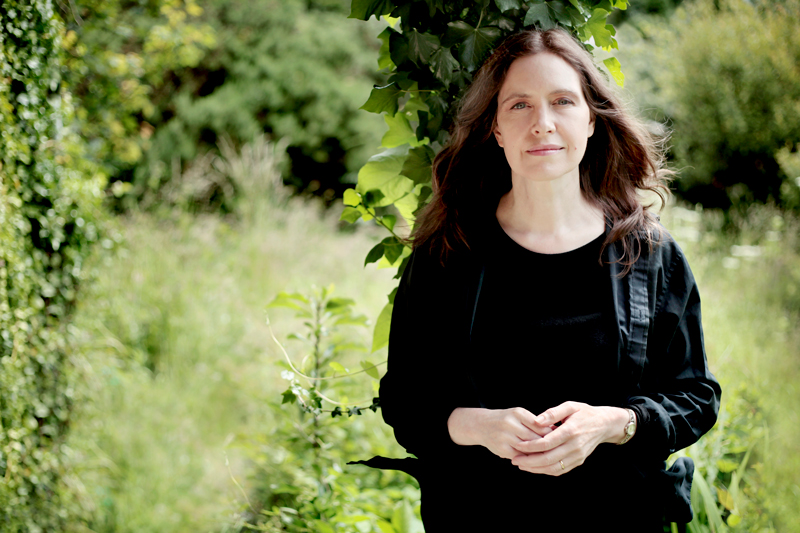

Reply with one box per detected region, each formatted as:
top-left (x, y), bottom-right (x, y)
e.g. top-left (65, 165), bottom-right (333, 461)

top-left (602, 406), bottom-right (632, 444)
top-left (447, 407), bottom-right (486, 446)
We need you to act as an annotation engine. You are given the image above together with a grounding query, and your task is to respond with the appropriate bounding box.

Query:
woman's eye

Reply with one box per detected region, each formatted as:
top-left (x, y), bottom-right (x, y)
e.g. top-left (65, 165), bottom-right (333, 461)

top-left (555, 98), bottom-right (573, 106)
top-left (511, 102), bottom-right (527, 110)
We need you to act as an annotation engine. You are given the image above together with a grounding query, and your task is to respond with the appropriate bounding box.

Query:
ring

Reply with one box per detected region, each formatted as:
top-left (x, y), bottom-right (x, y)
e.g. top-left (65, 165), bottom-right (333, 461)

top-left (559, 460), bottom-right (565, 470)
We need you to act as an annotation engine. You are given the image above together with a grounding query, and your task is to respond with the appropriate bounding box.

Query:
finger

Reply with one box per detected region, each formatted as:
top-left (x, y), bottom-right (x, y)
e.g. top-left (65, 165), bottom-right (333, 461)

top-left (536, 401), bottom-right (582, 427)
top-left (517, 457), bottom-right (573, 477)
top-left (520, 418), bottom-right (553, 436)
top-left (515, 423), bottom-right (574, 453)
top-left (515, 453), bottom-right (579, 477)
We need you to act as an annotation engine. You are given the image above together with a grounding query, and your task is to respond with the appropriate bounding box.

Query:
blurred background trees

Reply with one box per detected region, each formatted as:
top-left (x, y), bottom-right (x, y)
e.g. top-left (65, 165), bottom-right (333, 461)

top-left (61, 0), bottom-right (384, 210)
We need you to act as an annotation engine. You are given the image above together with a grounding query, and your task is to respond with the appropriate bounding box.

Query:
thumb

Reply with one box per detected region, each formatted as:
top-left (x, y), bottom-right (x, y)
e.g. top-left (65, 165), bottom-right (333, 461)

top-left (537, 402), bottom-right (580, 426)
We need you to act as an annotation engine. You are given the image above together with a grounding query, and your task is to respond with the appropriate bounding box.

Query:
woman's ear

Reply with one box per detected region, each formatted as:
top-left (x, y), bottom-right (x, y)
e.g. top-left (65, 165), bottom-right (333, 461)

top-left (587, 115), bottom-right (595, 138)
top-left (493, 126), bottom-right (504, 147)
top-left (492, 116), bottom-right (504, 147)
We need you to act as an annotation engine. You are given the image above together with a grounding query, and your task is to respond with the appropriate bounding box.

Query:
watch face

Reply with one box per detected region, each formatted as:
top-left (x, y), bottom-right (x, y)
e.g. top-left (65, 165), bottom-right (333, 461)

top-left (626, 425), bottom-right (635, 436)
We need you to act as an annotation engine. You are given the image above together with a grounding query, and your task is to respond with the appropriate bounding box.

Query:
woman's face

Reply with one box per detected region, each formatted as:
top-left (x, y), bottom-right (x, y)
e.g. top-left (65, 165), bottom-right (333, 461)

top-left (493, 52), bottom-right (595, 186)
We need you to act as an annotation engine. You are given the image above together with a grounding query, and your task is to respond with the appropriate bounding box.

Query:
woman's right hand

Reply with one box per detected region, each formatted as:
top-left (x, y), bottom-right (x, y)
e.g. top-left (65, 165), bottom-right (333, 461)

top-left (447, 407), bottom-right (552, 460)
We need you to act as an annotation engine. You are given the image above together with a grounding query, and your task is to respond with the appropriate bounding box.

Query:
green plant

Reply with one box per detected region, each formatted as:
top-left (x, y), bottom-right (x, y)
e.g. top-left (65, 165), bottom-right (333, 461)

top-left (676, 384), bottom-right (775, 533)
top-left (617, 0), bottom-right (800, 210)
top-left (230, 286), bottom-right (422, 532)
top-left (1, 0), bottom-right (105, 528)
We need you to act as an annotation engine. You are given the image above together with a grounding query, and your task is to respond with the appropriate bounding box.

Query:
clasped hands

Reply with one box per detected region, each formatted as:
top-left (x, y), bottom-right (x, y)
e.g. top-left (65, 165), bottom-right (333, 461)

top-left (447, 402), bottom-right (629, 476)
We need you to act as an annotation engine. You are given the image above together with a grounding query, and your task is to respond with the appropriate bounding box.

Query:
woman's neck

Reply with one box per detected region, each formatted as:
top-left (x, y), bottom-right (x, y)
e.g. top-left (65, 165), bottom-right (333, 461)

top-left (496, 173), bottom-right (605, 254)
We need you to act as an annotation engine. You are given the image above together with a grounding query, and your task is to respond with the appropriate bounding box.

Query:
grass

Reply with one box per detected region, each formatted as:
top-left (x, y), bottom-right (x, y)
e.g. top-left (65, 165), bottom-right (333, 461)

top-left (65, 196), bottom-right (398, 531)
top-left (663, 205), bottom-right (800, 530)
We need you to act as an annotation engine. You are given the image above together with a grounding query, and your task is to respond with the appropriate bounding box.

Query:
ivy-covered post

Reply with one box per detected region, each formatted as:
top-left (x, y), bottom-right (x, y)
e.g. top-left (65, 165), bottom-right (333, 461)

top-left (1, 1), bottom-right (105, 527)
top-left (342, 0), bottom-right (628, 350)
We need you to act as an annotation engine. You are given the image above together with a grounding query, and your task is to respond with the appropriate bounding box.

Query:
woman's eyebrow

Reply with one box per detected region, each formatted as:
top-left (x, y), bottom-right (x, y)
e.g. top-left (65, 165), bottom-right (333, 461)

top-left (499, 89), bottom-right (581, 105)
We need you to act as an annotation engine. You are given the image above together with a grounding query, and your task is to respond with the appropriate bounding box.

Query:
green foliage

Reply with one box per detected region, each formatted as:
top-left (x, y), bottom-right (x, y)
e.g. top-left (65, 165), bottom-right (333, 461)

top-left (58, 0), bottom-right (216, 197)
top-left (618, 0), bottom-right (800, 210)
top-left (268, 286), bottom-right (382, 418)
top-left (341, 0), bottom-right (628, 287)
top-left (233, 286), bottom-right (420, 532)
top-left (0, 0), bottom-right (105, 528)
top-left (677, 384), bottom-right (774, 532)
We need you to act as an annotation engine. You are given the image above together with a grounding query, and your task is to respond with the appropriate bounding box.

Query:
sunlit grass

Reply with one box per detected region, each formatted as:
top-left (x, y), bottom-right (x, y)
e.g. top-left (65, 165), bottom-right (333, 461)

top-left (664, 205), bottom-right (800, 529)
top-left (66, 198), bottom-right (397, 531)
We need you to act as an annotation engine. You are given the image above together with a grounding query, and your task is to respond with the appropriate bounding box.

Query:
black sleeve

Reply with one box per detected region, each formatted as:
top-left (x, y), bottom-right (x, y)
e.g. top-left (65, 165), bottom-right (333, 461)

top-left (625, 240), bottom-right (721, 458)
top-left (379, 250), bottom-right (478, 459)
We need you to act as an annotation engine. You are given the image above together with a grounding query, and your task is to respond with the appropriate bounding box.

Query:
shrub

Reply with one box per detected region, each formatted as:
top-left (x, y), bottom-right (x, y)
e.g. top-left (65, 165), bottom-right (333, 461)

top-left (0, 1), bottom-right (105, 528)
top-left (618, 0), bottom-right (800, 210)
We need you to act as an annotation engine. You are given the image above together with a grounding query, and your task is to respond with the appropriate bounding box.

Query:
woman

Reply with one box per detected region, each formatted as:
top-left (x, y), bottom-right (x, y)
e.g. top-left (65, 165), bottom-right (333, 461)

top-left (373, 28), bottom-right (720, 531)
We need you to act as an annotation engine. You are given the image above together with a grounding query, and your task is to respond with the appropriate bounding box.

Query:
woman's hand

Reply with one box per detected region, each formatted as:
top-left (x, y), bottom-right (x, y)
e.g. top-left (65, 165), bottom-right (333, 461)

top-left (447, 407), bottom-right (552, 460)
top-left (509, 402), bottom-right (629, 475)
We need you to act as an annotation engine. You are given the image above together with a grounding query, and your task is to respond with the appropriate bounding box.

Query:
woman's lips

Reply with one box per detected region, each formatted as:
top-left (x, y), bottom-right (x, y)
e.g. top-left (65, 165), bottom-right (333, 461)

top-left (526, 145), bottom-right (563, 155)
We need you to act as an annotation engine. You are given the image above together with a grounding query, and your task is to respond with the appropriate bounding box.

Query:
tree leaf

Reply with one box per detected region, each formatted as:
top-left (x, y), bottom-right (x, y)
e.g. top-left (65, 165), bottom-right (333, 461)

top-left (348, 0), bottom-right (395, 21)
top-left (377, 27), bottom-right (394, 69)
top-left (382, 113), bottom-right (416, 148)
top-left (312, 520), bottom-right (336, 533)
top-left (430, 46), bottom-right (459, 86)
top-left (494, 0), bottom-right (523, 12)
top-left (360, 83), bottom-right (402, 115)
top-left (548, 1), bottom-right (572, 26)
top-left (343, 188), bottom-right (361, 206)
top-left (602, 57), bottom-right (624, 87)
top-left (389, 31), bottom-right (411, 69)
top-left (407, 29), bottom-right (440, 66)
top-left (586, 9), bottom-right (615, 50)
top-left (335, 314), bottom-right (369, 326)
top-left (448, 21), bottom-right (503, 72)
top-left (377, 519), bottom-right (396, 533)
top-left (268, 292), bottom-right (309, 311)
top-left (357, 146), bottom-right (409, 192)
top-left (401, 145), bottom-right (435, 185)
top-left (329, 362), bottom-right (348, 374)
top-left (393, 185), bottom-right (420, 226)
top-left (360, 360), bottom-right (381, 379)
top-left (391, 498), bottom-right (424, 533)
top-left (365, 242), bottom-right (385, 266)
top-left (281, 389), bottom-right (297, 404)
top-left (356, 146), bottom-right (414, 206)
top-left (381, 236), bottom-right (404, 264)
top-left (363, 189), bottom-right (386, 207)
top-left (716, 487), bottom-right (736, 511)
top-left (381, 214), bottom-right (397, 231)
top-left (372, 302), bottom-right (393, 352)
top-left (524, 2), bottom-right (556, 30)
top-left (340, 206), bottom-right (362, 223)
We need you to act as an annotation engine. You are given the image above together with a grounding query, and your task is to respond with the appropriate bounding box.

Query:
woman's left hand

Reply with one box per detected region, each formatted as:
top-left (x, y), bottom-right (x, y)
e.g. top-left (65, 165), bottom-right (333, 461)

top-left (509, 401), bottom-right (629, 476)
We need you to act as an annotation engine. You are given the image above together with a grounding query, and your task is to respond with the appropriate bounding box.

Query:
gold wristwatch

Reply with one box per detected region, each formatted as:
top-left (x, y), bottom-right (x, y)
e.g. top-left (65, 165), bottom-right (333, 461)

top-left (618, 408), bottom-right (637, 445)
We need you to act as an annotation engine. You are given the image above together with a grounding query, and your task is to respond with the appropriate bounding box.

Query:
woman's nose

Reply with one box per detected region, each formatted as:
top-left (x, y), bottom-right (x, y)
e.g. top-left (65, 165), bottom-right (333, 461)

top-left (531, 107), bottom-right (555, 134)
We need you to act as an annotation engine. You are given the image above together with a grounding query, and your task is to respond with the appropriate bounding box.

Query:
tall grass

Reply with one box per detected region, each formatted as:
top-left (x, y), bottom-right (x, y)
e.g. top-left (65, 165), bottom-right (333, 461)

top-left (664, 205), bottom-right (800, 530)
top-left (64, 139), bottom-right (397, 531)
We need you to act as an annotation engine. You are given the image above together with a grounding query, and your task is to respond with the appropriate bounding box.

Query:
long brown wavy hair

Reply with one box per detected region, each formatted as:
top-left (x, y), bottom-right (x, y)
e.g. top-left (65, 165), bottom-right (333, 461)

top-left (411, 28), bottom-right (671, 274)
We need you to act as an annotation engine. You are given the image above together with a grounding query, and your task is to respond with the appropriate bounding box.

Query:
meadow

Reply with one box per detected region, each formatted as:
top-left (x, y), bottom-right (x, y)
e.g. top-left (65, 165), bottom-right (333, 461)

top-left (58, 140), bottom-right (800, 531)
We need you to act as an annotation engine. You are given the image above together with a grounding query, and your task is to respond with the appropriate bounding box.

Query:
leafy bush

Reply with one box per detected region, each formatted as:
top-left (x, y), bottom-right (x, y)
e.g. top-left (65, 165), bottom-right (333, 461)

top-left (618, 0), bottom-right (800, 210)
top-left (229, 286), bottom-right (421, 532)
top-left (60, 0), bottom-right (385, 208)
top-left (0, 1), bottom-right (105, 528)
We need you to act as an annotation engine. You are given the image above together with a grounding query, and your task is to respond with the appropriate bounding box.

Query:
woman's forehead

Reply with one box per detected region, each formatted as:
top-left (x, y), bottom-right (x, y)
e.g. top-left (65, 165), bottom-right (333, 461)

top-left (498, 53), bottom-right (583, 98)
